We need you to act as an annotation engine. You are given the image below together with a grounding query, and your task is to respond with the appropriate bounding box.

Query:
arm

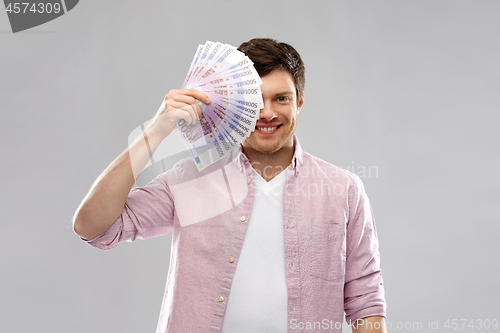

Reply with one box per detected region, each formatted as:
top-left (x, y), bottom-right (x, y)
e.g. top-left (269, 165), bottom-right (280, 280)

top-left (344, 175), bottom-right (387, 323)
top-left (352, 316), bottom-right (387, 333)
top-left (73, 89), bottom-right (210, 240)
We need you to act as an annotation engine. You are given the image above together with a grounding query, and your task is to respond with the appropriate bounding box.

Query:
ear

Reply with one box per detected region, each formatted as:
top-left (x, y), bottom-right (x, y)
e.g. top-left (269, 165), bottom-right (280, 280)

top-left (297, 91), bottom-right (304, 114)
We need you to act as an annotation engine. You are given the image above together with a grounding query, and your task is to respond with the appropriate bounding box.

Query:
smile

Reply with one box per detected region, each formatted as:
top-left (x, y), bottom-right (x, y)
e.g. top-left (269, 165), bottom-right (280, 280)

top-left (255, 125), bottom-right (282, 134)
top-left (258, 126), bottom-right (277, 132)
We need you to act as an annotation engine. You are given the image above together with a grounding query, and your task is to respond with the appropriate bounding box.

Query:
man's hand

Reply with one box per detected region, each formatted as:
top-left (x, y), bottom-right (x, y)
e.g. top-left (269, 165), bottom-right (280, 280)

top-left (352, 316), bottom-right (387, 333)
top-left (147, 89), bottom-right (210, 140)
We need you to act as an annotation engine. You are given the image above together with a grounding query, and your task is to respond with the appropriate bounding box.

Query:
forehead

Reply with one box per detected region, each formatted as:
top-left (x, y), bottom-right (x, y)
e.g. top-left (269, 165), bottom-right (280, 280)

top-left (260, 70), bottom-right (295, 96)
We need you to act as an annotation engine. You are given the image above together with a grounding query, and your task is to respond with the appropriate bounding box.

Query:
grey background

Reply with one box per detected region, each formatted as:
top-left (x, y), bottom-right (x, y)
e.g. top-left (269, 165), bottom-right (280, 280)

top-left (1, 1), bottom-right (499, 332)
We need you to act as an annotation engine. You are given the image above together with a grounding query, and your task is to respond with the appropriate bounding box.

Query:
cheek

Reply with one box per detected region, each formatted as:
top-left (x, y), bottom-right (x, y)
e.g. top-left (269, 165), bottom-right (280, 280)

top-left (287, 110), bottom-right (298, 125)
top-left (281, 107), bottom-right (297, 122)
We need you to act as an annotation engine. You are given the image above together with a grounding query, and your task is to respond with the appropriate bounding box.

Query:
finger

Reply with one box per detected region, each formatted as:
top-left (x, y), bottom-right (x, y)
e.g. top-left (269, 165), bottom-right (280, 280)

top-left (192, 100), bottom-right (203, 120)
top-left (165, 101), bottom-right (189, 112)
top-left (167, 108), bottom-right (193, 126)
top-left (183, 103), bottom-right (198, 125)
top-left (169, 89), bottom-right (210, 104)
top-left (165, 93), bottom-right (197, 105)
top-left (167, 98), bottom-right (202, 121)
top-left (167, 102), bottom-right (198, 125)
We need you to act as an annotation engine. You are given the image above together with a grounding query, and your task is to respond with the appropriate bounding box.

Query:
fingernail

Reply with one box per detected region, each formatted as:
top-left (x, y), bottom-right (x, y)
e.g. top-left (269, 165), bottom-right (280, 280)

top-left (206, 98), bottom-right (210, 104)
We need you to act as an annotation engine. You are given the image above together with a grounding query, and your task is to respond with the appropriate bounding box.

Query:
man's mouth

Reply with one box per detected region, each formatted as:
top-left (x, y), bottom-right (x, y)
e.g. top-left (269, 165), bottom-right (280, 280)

top-left (255, 124), bottom-right (282, 133)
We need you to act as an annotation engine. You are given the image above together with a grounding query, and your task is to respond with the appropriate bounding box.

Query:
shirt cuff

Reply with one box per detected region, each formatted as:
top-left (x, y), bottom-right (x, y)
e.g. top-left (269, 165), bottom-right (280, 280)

top-left (79, 217), bottom-right (123, 250)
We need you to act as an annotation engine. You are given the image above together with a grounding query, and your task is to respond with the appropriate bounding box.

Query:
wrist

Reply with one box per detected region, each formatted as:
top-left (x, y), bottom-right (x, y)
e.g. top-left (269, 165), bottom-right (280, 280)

top-left (144, 122), bottom-right (168, 147)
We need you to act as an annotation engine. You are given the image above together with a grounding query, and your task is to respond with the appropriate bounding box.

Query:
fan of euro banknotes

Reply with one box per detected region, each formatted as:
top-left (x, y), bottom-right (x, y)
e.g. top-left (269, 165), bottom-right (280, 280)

top-left (176, 40), bottom-right (264, 171)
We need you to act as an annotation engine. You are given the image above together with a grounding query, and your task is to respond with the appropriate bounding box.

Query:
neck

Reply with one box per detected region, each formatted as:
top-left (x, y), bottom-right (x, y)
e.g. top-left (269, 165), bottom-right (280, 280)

top-left (241, 139), bottom-right (295, 182)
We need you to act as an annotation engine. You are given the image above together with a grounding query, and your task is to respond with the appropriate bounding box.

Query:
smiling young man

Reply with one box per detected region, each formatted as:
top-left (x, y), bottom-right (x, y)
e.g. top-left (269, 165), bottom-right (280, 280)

top-left (241, 68), bottom-right (302, 181)
top-left (73, 38), bottom-right (387, 333)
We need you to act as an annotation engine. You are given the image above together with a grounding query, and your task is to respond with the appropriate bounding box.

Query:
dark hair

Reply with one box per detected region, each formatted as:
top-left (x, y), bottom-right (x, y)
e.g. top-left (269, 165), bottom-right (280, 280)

top-left (238, 38), bottom-right (305, 104)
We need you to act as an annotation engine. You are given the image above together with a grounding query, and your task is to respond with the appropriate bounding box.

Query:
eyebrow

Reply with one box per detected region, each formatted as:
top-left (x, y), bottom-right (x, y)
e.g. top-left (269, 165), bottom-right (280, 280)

top-left (272, 91), bottom-right (295, 98)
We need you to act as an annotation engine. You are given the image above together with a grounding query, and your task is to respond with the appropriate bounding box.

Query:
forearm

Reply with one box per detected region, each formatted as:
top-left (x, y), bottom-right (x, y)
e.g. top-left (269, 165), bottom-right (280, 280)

top-left (351, 316), bottom-right (387, 333)
top-left (73, 89), bottom-right (208, 241)
top-left (73, 125), bottom-right (164, 240)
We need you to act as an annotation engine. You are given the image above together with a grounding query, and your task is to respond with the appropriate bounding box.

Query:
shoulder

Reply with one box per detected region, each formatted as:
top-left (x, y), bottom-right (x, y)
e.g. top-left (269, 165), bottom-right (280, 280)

top-left (301, 150), bottom-right (362, 186)
top-left (300, 151), bottom-right (368, 210)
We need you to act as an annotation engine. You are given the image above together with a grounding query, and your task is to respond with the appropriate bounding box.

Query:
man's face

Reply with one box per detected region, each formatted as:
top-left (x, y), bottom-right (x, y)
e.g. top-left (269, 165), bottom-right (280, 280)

top-left (242, 69), bottom-right (304, 154)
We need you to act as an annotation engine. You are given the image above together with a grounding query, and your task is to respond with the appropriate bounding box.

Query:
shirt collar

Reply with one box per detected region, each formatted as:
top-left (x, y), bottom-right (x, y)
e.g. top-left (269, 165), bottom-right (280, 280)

top-left (291, 135), bottom-right (304, 174)
top-left (232, 135), bottom-right (304, 175)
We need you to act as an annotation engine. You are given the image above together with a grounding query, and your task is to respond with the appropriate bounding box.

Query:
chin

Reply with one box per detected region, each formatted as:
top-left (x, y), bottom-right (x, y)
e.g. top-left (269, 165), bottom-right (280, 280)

top-left (245, 134), bottom-right (292, 155)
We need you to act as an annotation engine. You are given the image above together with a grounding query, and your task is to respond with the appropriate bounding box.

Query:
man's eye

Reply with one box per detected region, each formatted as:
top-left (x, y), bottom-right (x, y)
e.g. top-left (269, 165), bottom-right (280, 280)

top-left (277, 96), bottom-right (290, 102)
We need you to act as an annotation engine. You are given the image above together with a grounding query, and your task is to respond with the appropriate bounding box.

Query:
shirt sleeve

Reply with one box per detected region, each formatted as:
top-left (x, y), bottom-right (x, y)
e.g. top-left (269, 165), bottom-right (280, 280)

top-left (81, 173), bottom-right (175, 250)
top-left (343, 174), bottom-right (387, 323)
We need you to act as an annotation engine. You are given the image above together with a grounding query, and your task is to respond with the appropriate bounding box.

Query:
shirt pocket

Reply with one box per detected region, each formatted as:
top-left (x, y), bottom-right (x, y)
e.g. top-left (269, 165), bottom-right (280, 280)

top-left (309, 223), bottom-right (346, 281)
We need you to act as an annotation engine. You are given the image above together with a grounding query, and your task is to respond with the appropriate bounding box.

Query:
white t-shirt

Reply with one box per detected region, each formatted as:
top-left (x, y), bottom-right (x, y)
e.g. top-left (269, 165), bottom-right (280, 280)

top-left (220, 168), bottom-right (288, 333)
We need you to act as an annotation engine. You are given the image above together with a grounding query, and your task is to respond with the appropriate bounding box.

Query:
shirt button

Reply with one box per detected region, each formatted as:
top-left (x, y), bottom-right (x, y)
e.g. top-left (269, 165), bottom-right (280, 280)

top-left (247, 178), bottom-right (252, 184)
top-left (219, 296), bottom-right (224, 302)
top-left (240, 216), bottom-right (246, 222)
top-left (296, 167), bottom-right (299, 172)
top-left (229, 257), bottom-right (235, 263)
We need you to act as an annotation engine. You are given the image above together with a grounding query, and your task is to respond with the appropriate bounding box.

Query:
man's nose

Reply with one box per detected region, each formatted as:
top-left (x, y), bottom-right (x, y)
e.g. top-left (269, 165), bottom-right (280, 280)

top-left (259, 103), bottom-right (276, 121)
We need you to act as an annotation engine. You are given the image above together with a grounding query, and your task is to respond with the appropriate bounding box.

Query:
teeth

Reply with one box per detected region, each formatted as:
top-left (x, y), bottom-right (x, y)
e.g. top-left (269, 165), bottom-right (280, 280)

top-left (258, 126), bottom-right (277, 132)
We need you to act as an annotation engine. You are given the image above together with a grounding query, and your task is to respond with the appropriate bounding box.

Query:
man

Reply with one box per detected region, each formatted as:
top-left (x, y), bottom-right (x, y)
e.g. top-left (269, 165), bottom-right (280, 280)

top-left (73, 38), bottom-right (387, 333)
